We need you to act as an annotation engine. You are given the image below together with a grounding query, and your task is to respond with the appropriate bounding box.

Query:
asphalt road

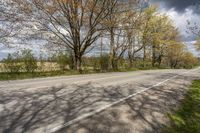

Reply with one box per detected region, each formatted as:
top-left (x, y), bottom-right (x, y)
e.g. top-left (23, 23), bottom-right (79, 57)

top-left (0, 69), bottom-right (193, 90)
top-left (0, 68), bottom-right (200, 133)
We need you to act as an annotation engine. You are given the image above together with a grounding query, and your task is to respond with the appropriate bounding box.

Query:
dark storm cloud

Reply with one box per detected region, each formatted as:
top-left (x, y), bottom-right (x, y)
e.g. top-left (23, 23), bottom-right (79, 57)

top-left (151, 0), bottom-right (200, 13)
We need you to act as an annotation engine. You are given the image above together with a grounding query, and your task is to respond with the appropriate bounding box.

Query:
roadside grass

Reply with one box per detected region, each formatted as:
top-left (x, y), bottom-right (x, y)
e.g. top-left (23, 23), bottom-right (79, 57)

top-left (0, 66), bottom-right (169, 81)
top-left (0, 71), bottom-right (80, 81)
top-left (0, 69), bottom-right (128, 81)
top-left (0, 59), bottom-right (198, 81)
top-left (0, 68), bottom-right (140, 81)
top-left (0, 64), bottom-right (196, 81)
top-left (165, 80), bottom-right (200, 133)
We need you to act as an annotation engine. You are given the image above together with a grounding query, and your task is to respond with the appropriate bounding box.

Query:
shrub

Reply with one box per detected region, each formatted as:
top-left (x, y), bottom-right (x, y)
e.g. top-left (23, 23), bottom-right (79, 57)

top-left (92, 57), bottom-right (100, 71)
top-left (3, 53), bottom-right (22, 73)
top-left (21, 49), bottom-right (38, 73)
top-left (100, 54), bottom-right (109, 71)
top-left (55, 51), bottom-right (70, 71)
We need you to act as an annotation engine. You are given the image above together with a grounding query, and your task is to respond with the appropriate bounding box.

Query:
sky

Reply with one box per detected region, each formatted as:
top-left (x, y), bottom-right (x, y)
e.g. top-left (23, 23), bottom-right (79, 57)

top-left (150, 0), bottom-right (200, 40)
top-left (150, 0), bottom-right (200, 56)
top-left (0, 0), bottom-right (200, 60)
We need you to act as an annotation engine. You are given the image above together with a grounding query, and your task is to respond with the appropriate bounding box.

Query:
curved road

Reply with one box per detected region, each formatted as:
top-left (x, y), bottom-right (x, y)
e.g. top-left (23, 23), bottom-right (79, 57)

top-left (0, 69), bottom-right (192, 90)
top-left (0, 68), bottom-right (199, 133)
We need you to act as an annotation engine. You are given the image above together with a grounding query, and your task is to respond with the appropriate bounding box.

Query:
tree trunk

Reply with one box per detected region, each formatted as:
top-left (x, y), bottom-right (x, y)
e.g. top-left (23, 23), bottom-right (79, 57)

top-left (173, 61), bottom-right (178, 69)
top-left (73, 53), bottom-right (82, 73)
top-left (158, 55), bottom-right (162, 67)
top-left (112, 59), bottom-right (118, 71)
top-left (170, 60), bottom-right (174, 69)
top-left (129, 58), bottom-right (133, 68)
top-left (109, 28), bottom-right (115, 70)
top-left (77, 57), bottom-right (82, 73)
top-left (128, 38), bottom-right (134, 68)
top-left (143, 46), bottom-right (146, 61)
top-left (128, 54), bottom-right (135, 68)
top-left (152, 44), bottom-right (156, 67)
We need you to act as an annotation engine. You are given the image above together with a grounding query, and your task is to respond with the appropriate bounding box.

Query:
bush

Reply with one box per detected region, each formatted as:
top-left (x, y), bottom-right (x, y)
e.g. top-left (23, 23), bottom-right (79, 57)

top-left (21, 49), bottom-right (38, 73)
top-left (100, 54), bottom-right (109, 71)
top-left (56, 51), bottom-right (70, 71)
top-left (135, 60), bottom-right (152, 69)
top-left (3, 53), bottom-right (22, 73)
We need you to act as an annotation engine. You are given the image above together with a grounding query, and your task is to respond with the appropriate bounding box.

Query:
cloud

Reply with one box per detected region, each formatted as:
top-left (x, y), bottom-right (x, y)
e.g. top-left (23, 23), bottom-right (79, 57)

top-left (150, 0), bottom-right (200, 41)
top-left (151, 0), bottom-right (200, 14)
top-left (159, 8), bottom-right (200, 41)
top-left (184, 41), bottom-right (200, 57)
top-left (149, 0), bottom-right (200, 56)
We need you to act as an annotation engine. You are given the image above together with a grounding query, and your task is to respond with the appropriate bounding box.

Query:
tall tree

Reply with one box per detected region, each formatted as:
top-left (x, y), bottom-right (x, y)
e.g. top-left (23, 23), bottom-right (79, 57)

top-left (103, 0), bottom-right (139, 70)
top-left (140, 7), bottom-right (156, 61)
top-left (124, 7), bottom-right (144, 67)
top-left (144, 13), bottom-right (179, 67)
top-left (15, 0), bottom-right (117, 72)
top-left (166, 42), bottom-right (185, 68)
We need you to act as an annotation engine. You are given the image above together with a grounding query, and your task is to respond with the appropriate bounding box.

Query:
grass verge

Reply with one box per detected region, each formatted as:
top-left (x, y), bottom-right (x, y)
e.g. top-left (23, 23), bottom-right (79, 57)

top-left (0, 68), bottom-right (141, 81)
top-left (0, 71), bottom-right (81, 81)
top-left (0, 66), bottom-right (189, 81)
top-left (165, 80), bottom-right (200, 133)
top-left (0, 69), bottom-right (138, 81)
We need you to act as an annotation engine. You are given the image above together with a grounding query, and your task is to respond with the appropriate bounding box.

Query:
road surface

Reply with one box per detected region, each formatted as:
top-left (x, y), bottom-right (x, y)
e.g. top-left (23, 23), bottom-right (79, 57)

top-left (0, 68), bottom-right (200, 133)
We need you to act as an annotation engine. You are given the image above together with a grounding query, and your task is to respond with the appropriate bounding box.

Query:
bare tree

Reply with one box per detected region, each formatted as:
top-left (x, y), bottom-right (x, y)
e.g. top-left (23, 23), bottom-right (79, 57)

top-left (103, 0), bottom-right (140, 70)
top-left (187, 21), bottom-right (200, 37)
top-left (109, 28), bottom-right (129, 70)
top-left (124, 9), bottom-right (145, 67)
top-left (0, 0), bottom-right (23, 47)
top-left (14, 0), bottom-right (117, 72)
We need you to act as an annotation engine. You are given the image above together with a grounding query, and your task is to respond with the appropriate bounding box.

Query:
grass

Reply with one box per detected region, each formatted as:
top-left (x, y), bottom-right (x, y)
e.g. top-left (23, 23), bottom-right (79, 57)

top-left (0, 71), bottom-right (80, 81)
top-left (0, 64), bottom-right (141, 80)
top-left (0, 66), bottom-right (167, 81)
top-left (0, 68), bottom-right (139, 81)
top-left (0, 64), bottom-right (196, 81)
top-left (165, 80), bottom-right (200, 133)
top-left (0, 69), bottom-right (133, 81)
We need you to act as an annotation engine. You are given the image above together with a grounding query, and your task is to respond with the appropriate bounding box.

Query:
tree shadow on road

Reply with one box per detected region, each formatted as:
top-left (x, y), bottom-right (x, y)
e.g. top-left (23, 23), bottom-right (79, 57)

top-left (58, 75), bottom-right (200, 133)
top-left (0, 82), bottom-right (140, 133)
top-left (0, 74), bottom-right (199, 133)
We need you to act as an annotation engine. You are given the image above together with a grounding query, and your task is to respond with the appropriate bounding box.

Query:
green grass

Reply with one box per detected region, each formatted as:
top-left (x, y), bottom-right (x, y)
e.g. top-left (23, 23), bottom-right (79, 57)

top-left (165, 80), bottom-right (200, 133)
top-left (0, 65), bottom-right (191, 81)
top-left (0, 68), bottom-right (140, 81)
top-left (0, 69), bottom-right (130, 81)
top-left (0, 71), bottom-right (81, 81)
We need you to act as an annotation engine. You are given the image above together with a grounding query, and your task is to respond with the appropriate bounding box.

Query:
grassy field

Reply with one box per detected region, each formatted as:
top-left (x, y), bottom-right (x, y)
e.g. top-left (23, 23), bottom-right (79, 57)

top-left (165, 80), bottom-right (200, 133)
